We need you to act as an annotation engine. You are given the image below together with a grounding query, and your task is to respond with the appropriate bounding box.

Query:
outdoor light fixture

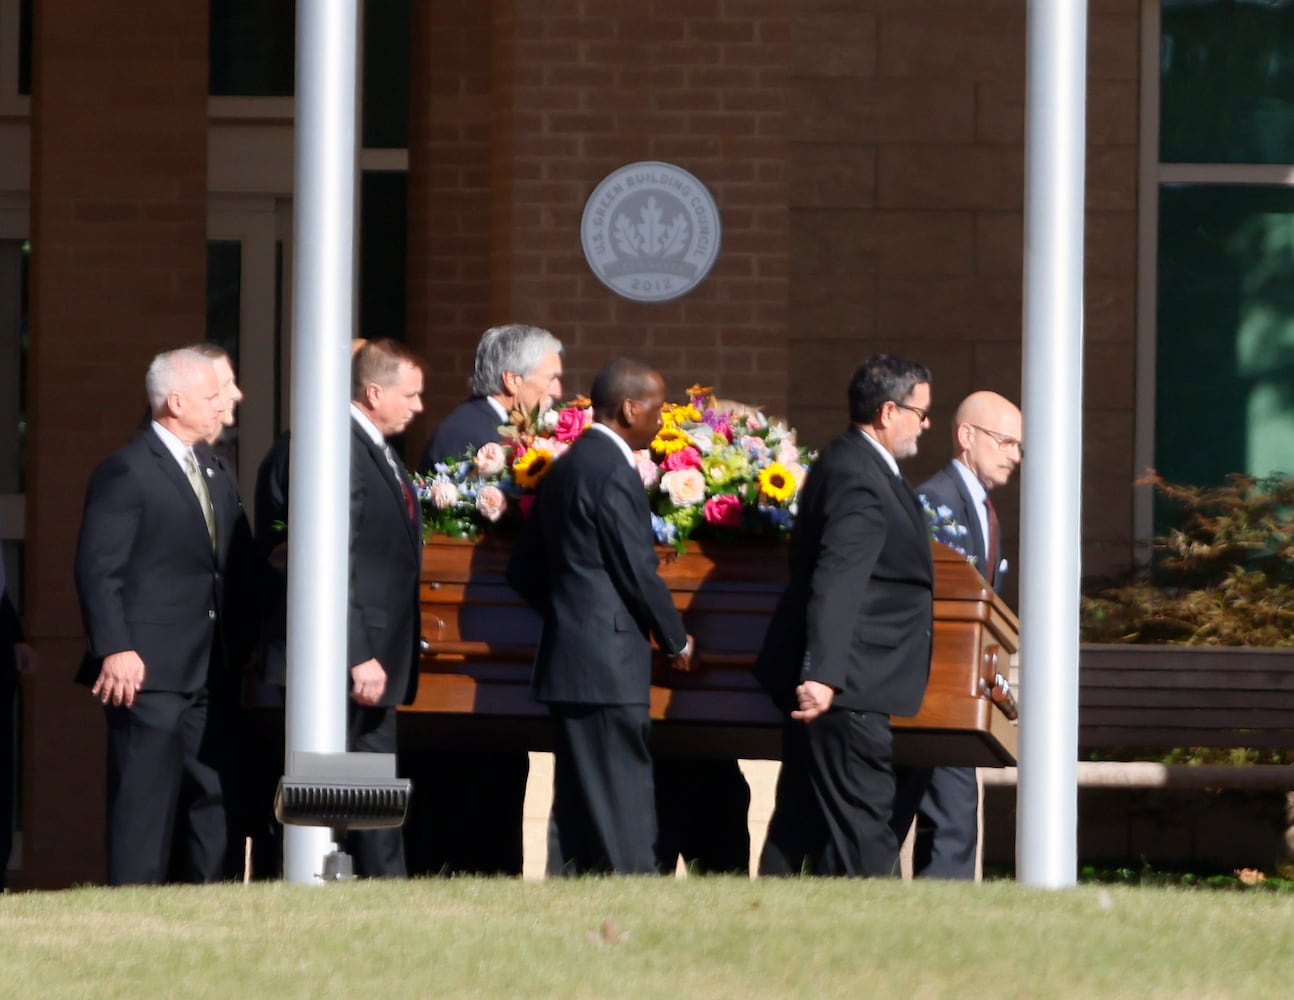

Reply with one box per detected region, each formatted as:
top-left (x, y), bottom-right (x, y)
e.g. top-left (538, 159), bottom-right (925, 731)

top-left (275, 751), bottom-right (412, 881)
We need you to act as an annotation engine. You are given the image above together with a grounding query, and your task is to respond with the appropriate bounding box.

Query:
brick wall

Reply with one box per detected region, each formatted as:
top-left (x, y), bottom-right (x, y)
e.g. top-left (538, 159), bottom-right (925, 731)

top-left (407, 0), bottom-right (792, 438)
top-left (787, 0), bottom-right (1141, 586)
top-left (23, 0), bottom-right (209, 888)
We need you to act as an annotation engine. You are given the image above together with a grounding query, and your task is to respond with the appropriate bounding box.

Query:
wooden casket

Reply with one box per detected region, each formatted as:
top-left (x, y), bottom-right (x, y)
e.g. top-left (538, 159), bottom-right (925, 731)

top-left (408, 537), bottom-right (1019, 767)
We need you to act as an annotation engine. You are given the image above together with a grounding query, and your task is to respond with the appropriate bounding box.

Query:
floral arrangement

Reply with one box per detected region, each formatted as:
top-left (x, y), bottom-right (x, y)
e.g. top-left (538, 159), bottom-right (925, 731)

top-left (414, 385), bottom-right (815, 549)
top-left (922, 498), bottom-right (973, 566)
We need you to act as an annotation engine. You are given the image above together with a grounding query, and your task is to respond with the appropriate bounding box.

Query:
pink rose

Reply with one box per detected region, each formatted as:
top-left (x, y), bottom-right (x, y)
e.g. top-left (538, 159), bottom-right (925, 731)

top-left (661, 468), bottom-right (706, 507)
top-left (475, 484), bottom-right (507, 522)
top-left (633, 450), bottom-right (660, 488)
top-left (553, 406), bottom-right (590, 443)
top-left (475, 441), bottom-right (507, 476)
top-left (704, 494), bottom-right (743, 527)
top-left (775, 439), bottom-right (800, 466)
top-left (547, 439), bottom-right (570, 460)
top-left (661, 446), bottom-right (703, 472)
top-left (429, 479), bottom-right (459, 510)
top-left (785, 461), bottom-right (808, 487)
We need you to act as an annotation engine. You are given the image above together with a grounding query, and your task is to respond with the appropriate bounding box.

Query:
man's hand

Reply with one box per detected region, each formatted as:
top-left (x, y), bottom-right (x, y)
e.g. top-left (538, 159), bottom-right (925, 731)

top-left (93, 650), bottom-right (146, 707)
top-left (13, 642), bottom-right (36, 676)
top-left (668, 634), bottom-right (696, 673)
top-left (791, 678), bottom-right (834, 723)
top-left (349, 658), bottom-right (388, 706)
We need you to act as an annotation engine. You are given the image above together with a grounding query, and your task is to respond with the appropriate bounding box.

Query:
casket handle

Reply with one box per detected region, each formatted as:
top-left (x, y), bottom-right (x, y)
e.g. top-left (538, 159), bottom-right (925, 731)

top-left (979, 644), bottom-right (1019, 721)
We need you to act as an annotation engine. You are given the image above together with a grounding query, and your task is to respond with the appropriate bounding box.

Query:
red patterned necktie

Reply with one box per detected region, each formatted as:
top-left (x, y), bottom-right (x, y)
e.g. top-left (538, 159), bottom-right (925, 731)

top-left (384, 444), bottom-right (416, 520)
top-left (985, 495), bottom-right (1001, 585)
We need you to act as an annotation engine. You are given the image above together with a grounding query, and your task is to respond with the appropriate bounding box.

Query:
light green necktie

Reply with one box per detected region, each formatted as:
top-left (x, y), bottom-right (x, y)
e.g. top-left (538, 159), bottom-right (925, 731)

top-left (184, 449), bottom-right (217, 550)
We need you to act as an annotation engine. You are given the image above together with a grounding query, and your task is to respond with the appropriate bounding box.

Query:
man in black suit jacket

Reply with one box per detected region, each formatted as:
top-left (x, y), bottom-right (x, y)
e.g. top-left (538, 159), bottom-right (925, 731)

top-left (343, 338), bottom-right (426, 877)
top-left (420, 323), bottom-right (563, 470)
top-left (508, 358), bottom-right (694, 874)
top-left (892, 390), bottom-right (1022, 879)
top-left (413, 323), bottom-right (562, 876)
top-left (756, 354), bottom-right (935, 878)
top-left (74, 347), bottom-right (254, 885)
top-left (1, 521), bottom-right (37, 890)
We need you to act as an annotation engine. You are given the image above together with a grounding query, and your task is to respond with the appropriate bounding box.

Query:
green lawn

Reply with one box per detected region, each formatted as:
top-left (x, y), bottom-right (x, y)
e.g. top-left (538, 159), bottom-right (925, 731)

top-left (2, 878), bottom-right (1291, 998)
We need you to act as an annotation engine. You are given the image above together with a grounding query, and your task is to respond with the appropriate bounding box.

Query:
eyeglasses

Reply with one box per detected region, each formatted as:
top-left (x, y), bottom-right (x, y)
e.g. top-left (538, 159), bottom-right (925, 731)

top-left (894, 402), bottom-right (930, 423)
top-left (970, 424), bottom-right (1024, 456)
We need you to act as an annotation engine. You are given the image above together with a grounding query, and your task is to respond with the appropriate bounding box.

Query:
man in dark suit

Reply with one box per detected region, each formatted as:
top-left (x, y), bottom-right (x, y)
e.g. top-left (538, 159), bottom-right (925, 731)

top-left (413, 323), bottom-right (562, 875)
top-left (245, 339), bottom-right (367, 878)
top-left (756, 354), bottom-right (935, 878)
top-left (892, 389), bottom-right (1022, 879)
top-left (420, 323), bottom-right (563, 470)
top-left (508, 357), bottom-right (694, 875)
top-left (74, 347), bottom-right (253, 885)
top-left (343, 338), bottom-right (426, 877)
top-left (1, 519), bottom-right (37, 890)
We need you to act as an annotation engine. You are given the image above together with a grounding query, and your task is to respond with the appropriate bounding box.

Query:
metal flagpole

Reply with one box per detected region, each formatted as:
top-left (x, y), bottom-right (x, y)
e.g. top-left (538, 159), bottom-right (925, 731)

top-left (282, 0), bottom-right (360, 885)
top-left (1017, 0), bottom-right (1088, 888)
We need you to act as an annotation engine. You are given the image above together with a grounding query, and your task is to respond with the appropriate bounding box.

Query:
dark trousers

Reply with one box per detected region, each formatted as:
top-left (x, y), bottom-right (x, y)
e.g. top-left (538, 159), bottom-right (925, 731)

top-left (548, 702), bottom-right (658, 875)
top-left (891, 764), bottom-right (979, 879)
top-left (104, 687), bottom-right (238, 886)
top-left (654, 757), bottom-right (751, 874)
top-left (346, 703), bottom-right (407, 878)
top-left (761, 710), bottom-right (899, 878)
top-left (404, 750), bottom-right (528, 876)
top-left (1, 678), bottom-right (15, 889)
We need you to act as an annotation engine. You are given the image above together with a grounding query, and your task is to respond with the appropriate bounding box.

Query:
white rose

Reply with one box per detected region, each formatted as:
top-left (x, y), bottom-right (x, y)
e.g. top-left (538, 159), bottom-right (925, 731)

top-left (634, 450), bottom-right (660, 488)
top-left (475, 484), bottom-right (507, 522)
top-left (661, 468), bottom-right (706, 507)
top-left (475, 441), bottom-right (507, 476)
top-left (430, 479), bottom-right (459, 510)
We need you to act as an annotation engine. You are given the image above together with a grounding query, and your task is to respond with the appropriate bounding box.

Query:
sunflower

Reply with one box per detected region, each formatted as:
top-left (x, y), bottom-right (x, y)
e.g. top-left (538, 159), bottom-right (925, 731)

top-left (651, 426), bottom-right (692, 457)
top-left (758, 461), bottom-right (797, 502)
top-left (660, 402), bottom-right (701, 428)
top-left (512, 446), bottom-right (555, 489)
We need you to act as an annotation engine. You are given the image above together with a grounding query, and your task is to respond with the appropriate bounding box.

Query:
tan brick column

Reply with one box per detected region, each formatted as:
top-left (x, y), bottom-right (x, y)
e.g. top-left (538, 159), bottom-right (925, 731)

top-left (23, 2), bottom-right (208, 888)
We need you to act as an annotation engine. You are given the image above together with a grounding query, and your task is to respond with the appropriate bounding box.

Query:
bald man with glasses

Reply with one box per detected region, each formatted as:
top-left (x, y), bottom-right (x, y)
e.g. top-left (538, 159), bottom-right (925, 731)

top-left (891, 389), bottom-right (1022, 880)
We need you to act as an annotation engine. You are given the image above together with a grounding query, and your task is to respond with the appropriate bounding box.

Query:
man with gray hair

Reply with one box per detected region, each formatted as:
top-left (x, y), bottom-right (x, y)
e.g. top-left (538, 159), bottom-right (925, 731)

top-left (408, 324), bottom-right (561, 875)
top-left (419, 323), bottom-right (563, 471)
top-left (74, 347), bottom-right (254, 884)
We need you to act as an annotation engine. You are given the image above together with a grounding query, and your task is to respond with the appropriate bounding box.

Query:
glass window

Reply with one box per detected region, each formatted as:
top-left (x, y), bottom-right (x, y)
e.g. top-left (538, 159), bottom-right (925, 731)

top-left (0, 240), bottom-right (28, 494)
top-left (17, 0), bottom-right (30, 96)
top-left (207, 241), bottom-right (242, 468)
top-left (362, 0), bottom-right (411, 149)
top-left (360, 171), bottom-right (407, 343)
top-left (1156, 184), bottom-right (1294, 488)
top-left (209, 0), bottom-right (295, 97)
top-left (1160, 0), bottom-right (1294, 164)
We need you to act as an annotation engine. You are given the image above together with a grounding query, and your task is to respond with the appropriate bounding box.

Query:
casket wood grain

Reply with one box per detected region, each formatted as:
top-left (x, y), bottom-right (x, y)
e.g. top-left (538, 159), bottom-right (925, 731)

top-left (411, 537), bottom-right (1018, 766)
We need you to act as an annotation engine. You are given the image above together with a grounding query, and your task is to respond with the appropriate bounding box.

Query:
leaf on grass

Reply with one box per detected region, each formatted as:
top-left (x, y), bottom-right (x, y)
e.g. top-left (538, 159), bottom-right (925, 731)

top-left (586, 916), bottom-right (630, 946)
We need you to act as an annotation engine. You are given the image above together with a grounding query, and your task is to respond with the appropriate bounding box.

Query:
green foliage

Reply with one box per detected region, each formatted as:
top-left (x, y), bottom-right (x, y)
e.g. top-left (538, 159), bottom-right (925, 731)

top-left (1080, 472), bottom-right (1294, 646)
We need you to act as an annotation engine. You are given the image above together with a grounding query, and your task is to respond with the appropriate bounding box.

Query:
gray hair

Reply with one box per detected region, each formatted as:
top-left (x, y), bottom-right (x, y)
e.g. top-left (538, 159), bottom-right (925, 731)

top-left (471, 324), bottom-right (563, 397)
top-left (144, 348), bottom-right (216, 414)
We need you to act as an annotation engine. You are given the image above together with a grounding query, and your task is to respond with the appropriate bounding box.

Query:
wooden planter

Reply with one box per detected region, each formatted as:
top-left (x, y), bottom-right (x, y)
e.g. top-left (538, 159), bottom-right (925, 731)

top-left (412, 536), bottom-right (1019, 766)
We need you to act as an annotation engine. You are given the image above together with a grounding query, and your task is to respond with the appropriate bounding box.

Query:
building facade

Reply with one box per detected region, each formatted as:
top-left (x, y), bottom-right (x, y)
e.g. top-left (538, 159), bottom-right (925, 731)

top-left (1, 0), bottom-right (1289, 887)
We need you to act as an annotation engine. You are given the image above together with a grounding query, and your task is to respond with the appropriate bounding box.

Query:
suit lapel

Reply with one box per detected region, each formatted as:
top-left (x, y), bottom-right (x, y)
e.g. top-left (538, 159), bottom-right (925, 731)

top-left (846, 432), bottom-right (928, 544)
top-left (354, 422), bottom-right (421, 545)
top-left (945, 463), bottom-right (988, 567)
top-left (143, 430), bottom-right (215, 555)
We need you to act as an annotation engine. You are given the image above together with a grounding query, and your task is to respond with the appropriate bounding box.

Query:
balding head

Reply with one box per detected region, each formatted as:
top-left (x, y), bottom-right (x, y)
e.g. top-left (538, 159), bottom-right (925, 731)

top-left (951, 390), bottom-right (1022, 491)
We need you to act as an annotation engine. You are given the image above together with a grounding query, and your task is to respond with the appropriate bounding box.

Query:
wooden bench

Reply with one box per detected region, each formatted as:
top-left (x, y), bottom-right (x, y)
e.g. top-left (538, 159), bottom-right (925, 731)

top-left (982, 644), bottom-right (1294, 791)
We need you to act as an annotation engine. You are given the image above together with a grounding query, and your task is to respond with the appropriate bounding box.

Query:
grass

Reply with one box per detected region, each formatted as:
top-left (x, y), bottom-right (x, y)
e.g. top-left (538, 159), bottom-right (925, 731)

top-left (3, 877), bottom-right (1293, 998)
